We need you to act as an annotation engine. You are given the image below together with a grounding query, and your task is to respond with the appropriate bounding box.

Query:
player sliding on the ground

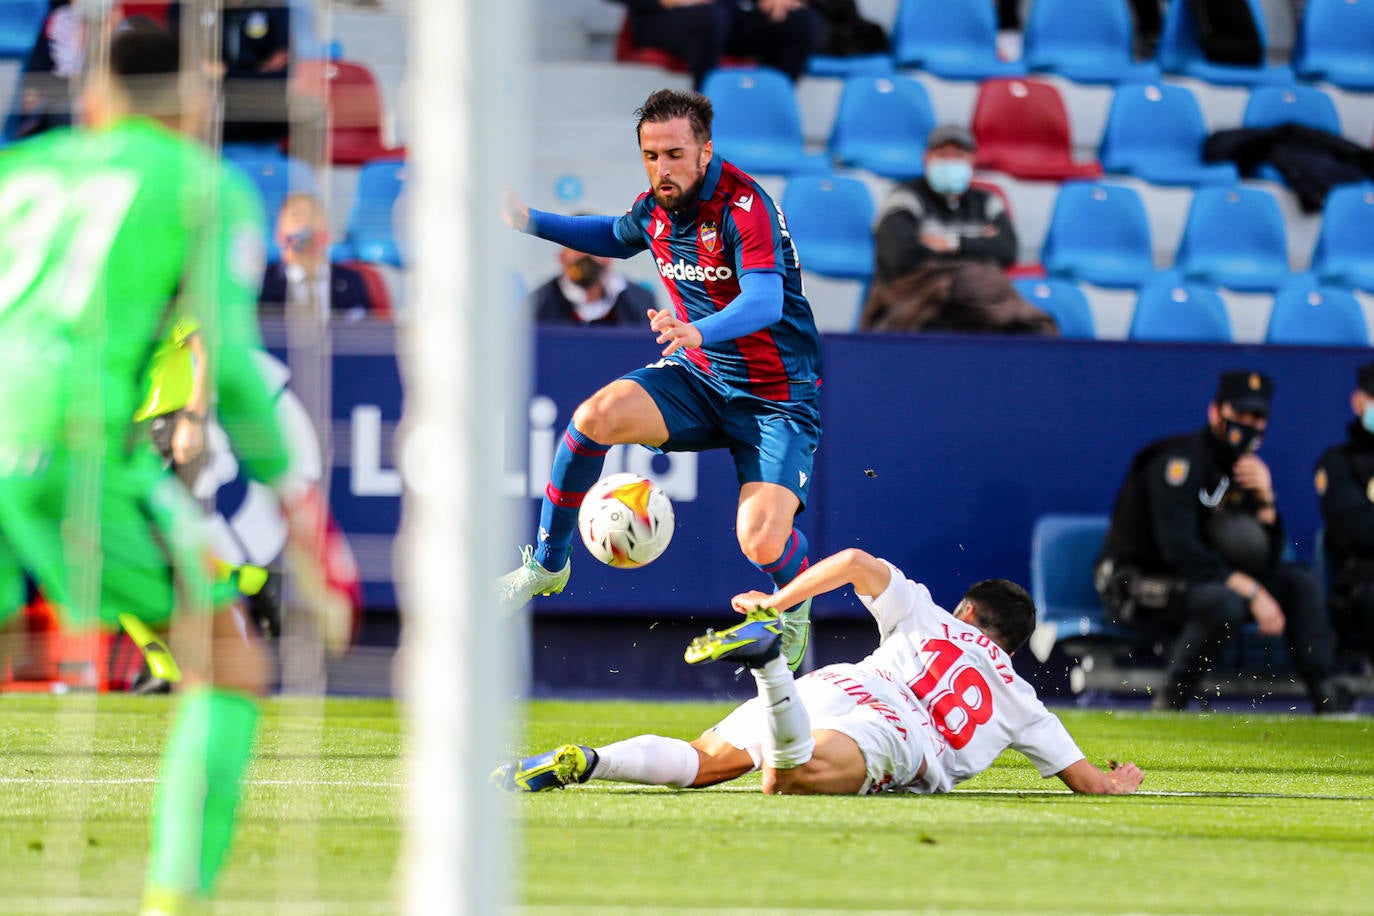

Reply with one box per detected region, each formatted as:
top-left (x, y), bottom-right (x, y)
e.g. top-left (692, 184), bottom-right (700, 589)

top-left (494, 548), bottom-right (1144, 796)
top-left (498, 88), bottom-right (823, 671)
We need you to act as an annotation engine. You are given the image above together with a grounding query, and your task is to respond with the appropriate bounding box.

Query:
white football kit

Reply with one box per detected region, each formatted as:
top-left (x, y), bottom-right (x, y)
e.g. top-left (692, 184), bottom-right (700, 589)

top-left (712, 560), bottom-right (1084, 794)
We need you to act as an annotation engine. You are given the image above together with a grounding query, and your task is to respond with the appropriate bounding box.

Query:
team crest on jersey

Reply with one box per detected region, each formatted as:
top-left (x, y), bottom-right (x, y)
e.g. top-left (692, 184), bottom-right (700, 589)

top-left (699, 221), bottom-right (718, 253)
top-left (1165, 457), bottom-right (1189, 486)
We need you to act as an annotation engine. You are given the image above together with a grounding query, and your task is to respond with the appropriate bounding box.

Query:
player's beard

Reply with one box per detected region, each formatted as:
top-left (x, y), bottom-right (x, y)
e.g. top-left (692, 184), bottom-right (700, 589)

top-left (653, 172), bottom-right (706, 213)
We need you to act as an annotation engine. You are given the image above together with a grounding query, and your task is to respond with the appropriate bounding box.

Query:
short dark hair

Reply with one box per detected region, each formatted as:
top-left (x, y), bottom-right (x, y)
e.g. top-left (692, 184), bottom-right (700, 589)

top-left (960, 578), bottom-right (1037, 653)
top-left (104, 18), bottom-right (182, 113)
top-left (635, 89), bottom-right (713, 145)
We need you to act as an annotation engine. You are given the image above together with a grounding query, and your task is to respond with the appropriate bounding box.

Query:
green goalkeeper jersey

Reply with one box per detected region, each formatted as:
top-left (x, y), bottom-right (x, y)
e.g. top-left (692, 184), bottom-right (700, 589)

top-left (0, 116), bottom-right (288, 483)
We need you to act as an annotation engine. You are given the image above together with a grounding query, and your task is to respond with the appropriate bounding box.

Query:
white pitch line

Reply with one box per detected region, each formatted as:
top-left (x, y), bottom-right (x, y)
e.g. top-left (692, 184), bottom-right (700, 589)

top-left (0, 776), bottom-right (407, 788)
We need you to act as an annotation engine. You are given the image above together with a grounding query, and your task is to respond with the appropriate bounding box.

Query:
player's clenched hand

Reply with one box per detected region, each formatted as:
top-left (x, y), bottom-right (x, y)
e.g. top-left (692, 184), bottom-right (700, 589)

top-left (649, 308), bottom-right (703, 356)
top-left (500, 186), bottom-right (529, 231)
top-left (730, 590), bottom-right (776, 616)
top-left (1106, 761), bottom-right (1144, 794)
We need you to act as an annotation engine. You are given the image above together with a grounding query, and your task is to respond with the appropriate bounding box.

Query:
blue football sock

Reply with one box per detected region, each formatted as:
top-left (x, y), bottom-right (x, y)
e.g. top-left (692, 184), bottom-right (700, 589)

top-left (756, 528), bottom-right (810, 598)
top-left (535, 425), bottom-right (609, 571)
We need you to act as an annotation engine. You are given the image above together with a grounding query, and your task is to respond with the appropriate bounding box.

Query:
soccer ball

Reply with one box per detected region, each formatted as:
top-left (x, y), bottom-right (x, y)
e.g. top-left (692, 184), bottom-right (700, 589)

top-left (577, 473), bottom-right (675, 568)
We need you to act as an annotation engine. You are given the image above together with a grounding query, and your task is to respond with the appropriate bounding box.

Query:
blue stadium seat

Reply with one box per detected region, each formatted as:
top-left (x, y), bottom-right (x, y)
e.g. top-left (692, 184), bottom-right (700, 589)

top-left (1311, 183), bottom-right (1374, 291)
top-left (1158, 0), bottom-right (1293, 86)
top-left (335, 159), bottom-right (406, 268)
top-left (1295, 0), bottom-right (1374, 91)
top-left (780, 175), bottom-right (875, 281)
top-left (1041, 182), bottom-right (1156, 288)
top-left (1129, 280), bottom-right (1233, 342)
top-left (702, 68), bottom-right (829, 177)
top-left (1012, 278), bottom-right (1097, 338)
top-left (0, 0), bottom-right (45, 59)
top-left (1029, 514), bottom-right (1136, 646)
top-left (1021, 0), bottom-right (1160, 84)
top-left (1099, 83), bottom-right (1239, 186)
top-left (1265, 282), bottom-right (1369, 346)
top-left (1242, 85), bottom-right (1342, 133)
top-left (827, 76), bottom-right (934, 181)
top-left (891, 0), bottom-right (1025, 79)
top-left (1175, 186), bottom-right (1289, 292)
top-left (806, 53), bottom-right (894, 79)
top-left (221, 147), bottom-right (319, 264)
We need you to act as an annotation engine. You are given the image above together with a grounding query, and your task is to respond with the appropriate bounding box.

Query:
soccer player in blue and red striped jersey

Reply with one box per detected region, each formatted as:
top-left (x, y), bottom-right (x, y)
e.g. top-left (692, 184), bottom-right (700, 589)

top-left (499, 88), bottom-right (822, 670)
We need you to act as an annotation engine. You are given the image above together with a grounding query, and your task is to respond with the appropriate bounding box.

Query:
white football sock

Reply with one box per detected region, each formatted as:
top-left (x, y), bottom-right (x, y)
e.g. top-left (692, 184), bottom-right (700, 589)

top-left (590, 735), bottom-right (700, 787)
top-left (751, 655), bottom-right (814, 769)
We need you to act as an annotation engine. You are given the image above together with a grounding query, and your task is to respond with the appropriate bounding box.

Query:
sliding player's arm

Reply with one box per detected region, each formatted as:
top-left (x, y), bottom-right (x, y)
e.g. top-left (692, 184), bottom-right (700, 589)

top-left (730, 548), bottom-right (892, 617)
top-left (1055, 758), bottom-right (1144, 795)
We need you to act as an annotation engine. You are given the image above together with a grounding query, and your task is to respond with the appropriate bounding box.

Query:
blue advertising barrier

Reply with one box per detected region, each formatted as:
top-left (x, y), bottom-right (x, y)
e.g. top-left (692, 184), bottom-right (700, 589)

top-left (268, 321), bottom-right (1370, 618)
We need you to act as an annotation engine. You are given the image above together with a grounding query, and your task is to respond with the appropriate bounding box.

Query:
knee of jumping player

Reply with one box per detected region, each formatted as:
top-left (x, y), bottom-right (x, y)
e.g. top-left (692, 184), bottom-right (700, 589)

top-left (736, 524), bottom-right (790, 569)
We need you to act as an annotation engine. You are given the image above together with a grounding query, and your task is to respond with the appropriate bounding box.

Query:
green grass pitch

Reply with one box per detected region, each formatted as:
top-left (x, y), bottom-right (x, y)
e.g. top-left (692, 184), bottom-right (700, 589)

top-left (0, 696), bottom-right (1371, 913)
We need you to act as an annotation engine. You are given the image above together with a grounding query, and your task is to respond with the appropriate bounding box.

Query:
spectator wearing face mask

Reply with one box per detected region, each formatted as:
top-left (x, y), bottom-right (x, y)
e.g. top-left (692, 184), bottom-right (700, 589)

top-left (528, 243), bottom-right (657, 328)
top-left (860, 125), bottom-right (1053, 335)
top-left (1096, 370), bottom-right (1348, 713)
top-left (1314, 361), bottom-right (1374, 668)
top-left (870, 125), bottom-right (1016, 286)
top-left (259, 192), bottom-right (373, 322)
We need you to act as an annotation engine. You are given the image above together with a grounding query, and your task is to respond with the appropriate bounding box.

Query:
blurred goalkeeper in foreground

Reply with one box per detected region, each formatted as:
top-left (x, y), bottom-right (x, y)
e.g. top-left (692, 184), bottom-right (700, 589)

top-left (495, 548), bottom-right (1143, 797)
top-left (0, 20), bottom-right (352, 915)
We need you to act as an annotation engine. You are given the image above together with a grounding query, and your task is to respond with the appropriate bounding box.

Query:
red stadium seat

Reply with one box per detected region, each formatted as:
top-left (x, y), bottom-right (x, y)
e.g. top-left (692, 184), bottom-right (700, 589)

top-left (342, 259), bottom-right (394, 319)
top-left (290, 59), bottom-right (405, 166)
top-left (971, 78), bottom-right (1101, 182)
top-left (118, 1), bottom-right (171, 26)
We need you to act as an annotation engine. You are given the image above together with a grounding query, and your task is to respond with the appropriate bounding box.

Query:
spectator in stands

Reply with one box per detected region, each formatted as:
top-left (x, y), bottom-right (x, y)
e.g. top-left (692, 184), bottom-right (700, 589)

top-left (260, 192), bottom-right (373, 321)
top-left (9, 0), bottom-right (85, 140)
top-left (529, 243), bottom-right (656, 327)
top-left (860, 125), bottom-right (1054, 335)
top-left (1096, 370), bottom-right (1349, 713)
top-left (613, 0), bottom-right (823, 90)
top-left (1315, 361), bottom-right (1374, 667)
top-left (167, 0), bottom-right (293, 144)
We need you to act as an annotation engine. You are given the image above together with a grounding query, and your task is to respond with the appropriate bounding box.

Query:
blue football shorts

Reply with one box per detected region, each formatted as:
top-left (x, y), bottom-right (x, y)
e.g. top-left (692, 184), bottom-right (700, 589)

top-left (621, 358), bottom-right (821, 508)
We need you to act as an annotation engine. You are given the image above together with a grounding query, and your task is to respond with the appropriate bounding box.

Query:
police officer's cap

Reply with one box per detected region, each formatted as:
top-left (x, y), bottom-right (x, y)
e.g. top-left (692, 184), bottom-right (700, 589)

top-left (1357, 361), bottom-right (1374, 395)
top-left (1214, 370), bottom-right (1273, 416)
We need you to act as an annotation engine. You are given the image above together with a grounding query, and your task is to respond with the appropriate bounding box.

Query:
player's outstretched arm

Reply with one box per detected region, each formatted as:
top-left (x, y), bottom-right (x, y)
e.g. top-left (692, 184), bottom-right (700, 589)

top-left (731, 548), bottom-right (892, 617)
top-left (1055, 758), bottom-right (1144, 795)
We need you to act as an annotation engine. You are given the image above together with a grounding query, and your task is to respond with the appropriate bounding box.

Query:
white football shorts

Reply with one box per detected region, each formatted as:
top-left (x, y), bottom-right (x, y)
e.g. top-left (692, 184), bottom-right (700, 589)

top-left (710, 663), bottom-right (947, 795)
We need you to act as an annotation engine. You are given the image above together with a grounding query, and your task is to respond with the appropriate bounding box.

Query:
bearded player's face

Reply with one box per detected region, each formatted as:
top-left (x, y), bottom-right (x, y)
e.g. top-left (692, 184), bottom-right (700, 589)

top-left (640, 117), bottom-right (711, 213)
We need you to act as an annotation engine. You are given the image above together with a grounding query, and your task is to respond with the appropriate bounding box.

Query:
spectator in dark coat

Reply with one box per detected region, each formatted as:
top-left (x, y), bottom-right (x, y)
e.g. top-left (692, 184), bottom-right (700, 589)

top-left (259, 192), bottom-right (373, 321)
top-left (613, 0), bottom-right (822, 89)
top-left (529, 245), bottom-right (656, 328)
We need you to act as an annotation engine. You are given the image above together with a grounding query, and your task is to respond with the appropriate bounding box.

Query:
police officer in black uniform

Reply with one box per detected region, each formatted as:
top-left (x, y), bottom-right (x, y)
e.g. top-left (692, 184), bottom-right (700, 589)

top-left (1315, 361), bottom-right (1374, 665)
top-left (1096, 370), bottom-right (1346, 712)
